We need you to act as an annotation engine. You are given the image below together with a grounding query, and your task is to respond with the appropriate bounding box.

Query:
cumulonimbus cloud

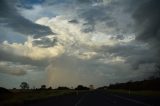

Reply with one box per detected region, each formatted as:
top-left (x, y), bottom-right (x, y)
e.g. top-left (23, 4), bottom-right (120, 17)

top-left (0, 0), bottom-right (159, 88)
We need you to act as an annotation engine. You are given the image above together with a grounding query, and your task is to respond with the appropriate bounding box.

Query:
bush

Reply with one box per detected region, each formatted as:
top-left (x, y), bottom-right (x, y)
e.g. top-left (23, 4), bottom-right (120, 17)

top-left (75, 85), bottom-right (89, 90)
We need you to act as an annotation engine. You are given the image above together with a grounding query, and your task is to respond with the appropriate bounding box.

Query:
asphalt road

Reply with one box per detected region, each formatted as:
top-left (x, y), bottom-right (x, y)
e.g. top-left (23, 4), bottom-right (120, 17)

top-left (25, 90), bottom-right (160, 106)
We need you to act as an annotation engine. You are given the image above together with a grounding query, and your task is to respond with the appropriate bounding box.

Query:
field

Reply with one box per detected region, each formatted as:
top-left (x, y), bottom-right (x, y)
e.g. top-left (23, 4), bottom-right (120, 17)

top-left (0, 89), bottom-right (77, 106)
top-left (1, 89), bottom-right (160, 106)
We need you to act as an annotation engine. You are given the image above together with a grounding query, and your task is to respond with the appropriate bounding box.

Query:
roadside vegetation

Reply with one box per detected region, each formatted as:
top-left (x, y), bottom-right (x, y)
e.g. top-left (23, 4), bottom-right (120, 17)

top-left (1, 77), bottom-right (160, 105)
top-left (0, 89), bottom-right (75, 105)
top-left (0, 84), bottom-right (90, 106)
top-left (106, 77), bottom-right (160, 97)
top-left (107, 89), bottom-right (160, 97)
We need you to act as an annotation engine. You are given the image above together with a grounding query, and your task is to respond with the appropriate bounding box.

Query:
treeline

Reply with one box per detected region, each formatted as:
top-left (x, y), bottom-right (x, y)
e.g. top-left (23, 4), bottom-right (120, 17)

top-left (108, 78), bottom-right (160, 90)
top-left (36, 85), bottom-right (89, 90)
top-left (12, 82), bottom-right (91, 91)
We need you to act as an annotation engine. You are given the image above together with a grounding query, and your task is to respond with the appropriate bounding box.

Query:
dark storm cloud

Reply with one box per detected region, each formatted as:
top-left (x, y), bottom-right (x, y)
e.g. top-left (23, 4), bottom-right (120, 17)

top-left (133, 0), bottom-right (160, 68)
top-left (77, 0), bottom-right (103, 4)
top-left (0, 0), bottom-right (53, 38)
top-left (77, 0), bottom-right (92, 3)
top-left (0, 28), bottom-right (7, 43)
top-left (133, 0), bottom-right (160, 44)
top-left (77, 0), bottom-right (134, 33)
top-left (18, 0), bottom-right (45, 9)
top-left (99, 42), bottom-right (157, 70)
top-left (68, 19), bottom-right (79, 24)
top-left (113, 0), bottom-right (146, 13)
top-left (79, 5), bottom-right (115, 32)
top-left (85, 0), bottom-right (160, 71)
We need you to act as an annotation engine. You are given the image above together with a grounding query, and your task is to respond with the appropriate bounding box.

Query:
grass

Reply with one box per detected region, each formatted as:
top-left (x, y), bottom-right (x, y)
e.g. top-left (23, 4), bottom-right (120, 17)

top-left (0, 89), bottom-right (76, 105)
top-left (107, 89), bottom-right (160, 97)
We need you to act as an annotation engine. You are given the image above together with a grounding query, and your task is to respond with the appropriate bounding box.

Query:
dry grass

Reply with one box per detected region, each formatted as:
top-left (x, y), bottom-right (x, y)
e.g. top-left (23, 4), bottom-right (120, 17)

top-left (0, 89), bottom-right (76, 105)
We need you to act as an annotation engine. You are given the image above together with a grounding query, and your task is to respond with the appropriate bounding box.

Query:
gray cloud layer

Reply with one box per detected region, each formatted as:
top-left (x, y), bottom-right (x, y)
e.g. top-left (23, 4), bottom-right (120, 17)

top-left (133, 0), bottom-right (160, 48)
top-left (0, 0), bottom-right (53, 38)
top-left (133, 0), bottom-right (160, 69)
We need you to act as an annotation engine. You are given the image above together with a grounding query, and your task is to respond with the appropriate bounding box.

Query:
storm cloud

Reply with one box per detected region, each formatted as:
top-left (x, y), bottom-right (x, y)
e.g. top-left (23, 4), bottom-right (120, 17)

top-left (0, 0), bottom-right (159, 88)
top-left (0, 0), bottom-right (53, 38)
top-left (133, 0), bottom-right (160, 49)
top-left (133, 0), bottom-right (160, 70)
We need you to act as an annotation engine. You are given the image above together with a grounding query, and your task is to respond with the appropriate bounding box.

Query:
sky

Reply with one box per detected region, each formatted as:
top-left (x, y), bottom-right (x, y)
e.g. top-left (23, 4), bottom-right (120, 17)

top-left (0, 0), bottom-right (160, 89)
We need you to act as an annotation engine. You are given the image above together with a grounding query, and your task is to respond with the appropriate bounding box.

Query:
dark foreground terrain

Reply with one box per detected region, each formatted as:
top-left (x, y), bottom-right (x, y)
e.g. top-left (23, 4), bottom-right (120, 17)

top-left (25, 90), bottom-right (160, 106)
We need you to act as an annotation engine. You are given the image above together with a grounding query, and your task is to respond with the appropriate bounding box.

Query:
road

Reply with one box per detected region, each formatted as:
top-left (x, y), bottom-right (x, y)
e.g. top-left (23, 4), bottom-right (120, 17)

top-left (25, 90), bottom-right (160, 106)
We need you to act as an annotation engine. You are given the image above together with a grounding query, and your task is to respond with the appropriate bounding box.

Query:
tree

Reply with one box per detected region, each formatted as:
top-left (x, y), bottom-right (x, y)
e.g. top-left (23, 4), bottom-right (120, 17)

top-left (48, 86), bottom-right (52, 90)
top-left (89, 85), bottom-right (94, 90)
top-left (20, 82), bottom-right (29, 89)
top-left (41, 85), bottom-right (46, 90)
top-left (75, 85), bottom-right (89, 90)
top-left (56, 86), bottom-right (70, 90)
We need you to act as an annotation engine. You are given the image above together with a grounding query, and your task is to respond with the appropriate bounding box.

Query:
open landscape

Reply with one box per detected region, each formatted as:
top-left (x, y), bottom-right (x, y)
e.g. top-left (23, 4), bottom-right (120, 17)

top-left (1, 0), bottom-right (160, 106)
top-left (1, 78), bottom-right (160, 106)
top-left (1, 89), bottom-right (160, 106)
